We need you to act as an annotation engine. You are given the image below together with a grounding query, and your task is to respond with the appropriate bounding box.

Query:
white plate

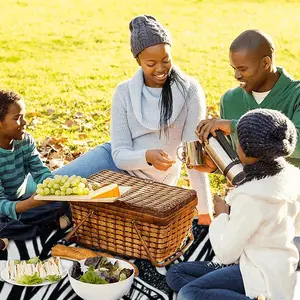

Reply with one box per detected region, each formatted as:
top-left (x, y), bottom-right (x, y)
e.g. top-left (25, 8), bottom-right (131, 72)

top-left (34, 186), bottom-right (131, 203)
top-left (0, 259), bottom-right (72, 287)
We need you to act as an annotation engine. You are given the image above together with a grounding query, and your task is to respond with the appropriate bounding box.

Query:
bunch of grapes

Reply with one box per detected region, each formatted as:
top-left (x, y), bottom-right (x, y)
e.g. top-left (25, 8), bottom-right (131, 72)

top-left (36, 175), bottom-right (90, 196)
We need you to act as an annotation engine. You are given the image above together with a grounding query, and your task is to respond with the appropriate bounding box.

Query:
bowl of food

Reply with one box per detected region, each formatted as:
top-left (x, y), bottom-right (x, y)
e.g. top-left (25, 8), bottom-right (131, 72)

top-left (68, 256), bottom-right (134, 300)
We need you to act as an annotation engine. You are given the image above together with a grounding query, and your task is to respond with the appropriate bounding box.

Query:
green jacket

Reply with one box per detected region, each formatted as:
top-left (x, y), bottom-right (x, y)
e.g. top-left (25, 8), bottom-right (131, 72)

top-left (221, 67), bottom-right (300, 167)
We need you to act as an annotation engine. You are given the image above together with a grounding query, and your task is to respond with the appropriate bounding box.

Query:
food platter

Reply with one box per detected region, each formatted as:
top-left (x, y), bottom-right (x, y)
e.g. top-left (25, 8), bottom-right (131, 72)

top-left (34, 186), bottom-right (131, 202)
top-left (1, 258), bottom-right (72, 287)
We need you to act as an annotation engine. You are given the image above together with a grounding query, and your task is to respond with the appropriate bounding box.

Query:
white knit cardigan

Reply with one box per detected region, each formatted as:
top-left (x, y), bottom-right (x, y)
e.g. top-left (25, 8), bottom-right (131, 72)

top-left (210, 164), bottom-right (300, 300)
top-left (110, 67), bottom-right (212, 214)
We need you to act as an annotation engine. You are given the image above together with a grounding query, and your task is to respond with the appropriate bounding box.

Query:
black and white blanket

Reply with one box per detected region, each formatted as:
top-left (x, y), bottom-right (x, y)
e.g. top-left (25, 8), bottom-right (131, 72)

top-left (1, 221), bottom-right (299, 300)
top-left (0, 220), bottom-right (214, 300)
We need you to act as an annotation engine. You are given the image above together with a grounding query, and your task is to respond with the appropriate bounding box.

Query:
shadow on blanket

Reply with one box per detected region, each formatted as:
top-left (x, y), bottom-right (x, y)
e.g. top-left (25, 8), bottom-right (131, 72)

top-left (0, 220), bottom-right (213, 300)
top-left (0, 221), bottom-right (298, 300)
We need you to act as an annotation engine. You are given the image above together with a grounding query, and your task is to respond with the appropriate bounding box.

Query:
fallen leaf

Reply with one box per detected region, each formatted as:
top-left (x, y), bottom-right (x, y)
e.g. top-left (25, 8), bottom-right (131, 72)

top-left (47, 108), bottom-right (55, 115)
top-left (78, 133), bottom-right (88, 139)
top-left (49, 158), bottom-right (65, 170)
top-left (65, 119), bottom-right (76, 127)
top-left (74, 112), bottom-right (84, 118)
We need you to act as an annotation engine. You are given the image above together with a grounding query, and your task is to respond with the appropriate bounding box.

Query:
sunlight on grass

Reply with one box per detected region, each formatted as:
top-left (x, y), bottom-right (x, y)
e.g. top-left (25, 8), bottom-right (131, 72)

top-left (1, 0), bottom-right (299, 192)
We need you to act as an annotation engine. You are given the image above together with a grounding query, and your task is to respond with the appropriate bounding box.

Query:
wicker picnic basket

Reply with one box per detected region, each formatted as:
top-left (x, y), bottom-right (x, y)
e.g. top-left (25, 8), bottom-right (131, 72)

top-left (69, 170), bottom-right (198, 267)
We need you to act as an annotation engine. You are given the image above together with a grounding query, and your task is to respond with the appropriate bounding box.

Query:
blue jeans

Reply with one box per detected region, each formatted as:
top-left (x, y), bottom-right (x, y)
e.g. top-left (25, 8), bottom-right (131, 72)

top-left (166, 261), bottom-right (252, 300)
top-left (53, 142), bottom-right (125, 177)
top-left (0, 196), bottom-right (70, 240)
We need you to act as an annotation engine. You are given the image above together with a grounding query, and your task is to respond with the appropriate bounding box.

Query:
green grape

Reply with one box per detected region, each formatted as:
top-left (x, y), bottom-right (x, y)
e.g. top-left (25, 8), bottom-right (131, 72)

top-left (61, 185), bottom-right (67, 191)
top-left (54, 175), bottom-right (62, 182)
top-left (50, 188), bottom-right (55, 194)
top-left (53, 183), bottom-right (60, 190)
top-left (48, 182), bottom-right (53, 188)
top-left (83, 188), bottom-right (90, 195)
top-left (71, 181), bottom-right (78, 187)
top-left (69, 175), bottom-right (76, 181)
top-left (72, 187), bottom-right (78, 194)
top-left (41, 183), bottom-right (48, 188)
top-left (55, 190), bottom-right (61, 196)
top-left (92, 183), bottom-right (101, 190)
top-left (77, 189), bottom-right (84, 195)
top-left (62, 175), bottom-right (69, 182)
top-left (37, 184), bottom-right (43, 189)
top-left (43, 178), bottom-right (51, 184)
top-left (36, 188), bottom-right (43, 195)
top-left (63, 182), bottom-right (70, 188)
top-left (78, 182), bottom-right (85, 190)
top-left (44, 188), bottom-right (50, 195)
top-left (81, 178), bottom-right (88, 185)
top-left (60, 191), bottom-right (66, 196)
top-left (66, 188), bottom-right (73, 195)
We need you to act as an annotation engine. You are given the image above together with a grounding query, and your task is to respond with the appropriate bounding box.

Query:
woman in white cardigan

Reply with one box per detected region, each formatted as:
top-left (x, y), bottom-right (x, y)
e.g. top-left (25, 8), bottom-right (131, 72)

top-left (167, 108), bottom-right (300, 300)
top-left (54, 15), bottom-right (213, 223)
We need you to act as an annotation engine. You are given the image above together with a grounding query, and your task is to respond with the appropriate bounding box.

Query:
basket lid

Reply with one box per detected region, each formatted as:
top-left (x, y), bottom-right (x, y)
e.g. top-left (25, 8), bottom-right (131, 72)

top-left (88, 170), bottom-right (197, 218)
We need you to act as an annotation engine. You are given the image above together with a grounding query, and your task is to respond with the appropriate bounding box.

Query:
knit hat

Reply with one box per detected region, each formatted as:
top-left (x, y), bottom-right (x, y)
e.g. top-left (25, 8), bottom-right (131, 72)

top-left (237, 109), bottom-right (297, 159)
top-left (129, 15), bottom-right (171, 58)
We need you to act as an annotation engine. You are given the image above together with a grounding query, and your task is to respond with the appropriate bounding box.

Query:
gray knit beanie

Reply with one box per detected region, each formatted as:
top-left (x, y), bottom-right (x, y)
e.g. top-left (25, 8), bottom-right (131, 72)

top-left (237, 109), bottom-right (297, 159)
top-left (129, 15), bottom-right (171, 58)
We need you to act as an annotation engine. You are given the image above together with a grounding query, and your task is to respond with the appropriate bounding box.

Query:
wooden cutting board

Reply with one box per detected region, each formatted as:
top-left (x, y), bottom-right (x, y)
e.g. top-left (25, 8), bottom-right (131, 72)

top-left (34, 186), bottom-right (131, 203)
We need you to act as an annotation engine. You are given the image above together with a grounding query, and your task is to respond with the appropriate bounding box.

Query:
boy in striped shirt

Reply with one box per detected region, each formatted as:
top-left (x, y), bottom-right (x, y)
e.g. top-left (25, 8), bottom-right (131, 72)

top-left (0, 90), bottom-right (70, 242)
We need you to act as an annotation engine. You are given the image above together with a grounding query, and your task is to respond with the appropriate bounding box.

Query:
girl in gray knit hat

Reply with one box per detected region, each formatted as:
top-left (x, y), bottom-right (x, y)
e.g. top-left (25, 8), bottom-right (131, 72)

top-left (51, 15), bottom-right (213, 224)
top-left (167, 108), bottom-right (300, 300)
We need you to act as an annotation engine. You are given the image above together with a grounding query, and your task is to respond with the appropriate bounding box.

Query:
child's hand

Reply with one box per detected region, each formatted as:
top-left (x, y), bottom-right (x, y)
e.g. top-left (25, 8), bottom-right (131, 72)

top-left (213, 194), bottom-right (230, 217)
top-left (15, 195), bottom-right (49, 213)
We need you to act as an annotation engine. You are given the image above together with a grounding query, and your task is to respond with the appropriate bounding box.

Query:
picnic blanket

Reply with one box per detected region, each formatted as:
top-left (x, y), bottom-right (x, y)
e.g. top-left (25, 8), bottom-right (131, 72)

top-left (0, 220), bottom-right (214, 300)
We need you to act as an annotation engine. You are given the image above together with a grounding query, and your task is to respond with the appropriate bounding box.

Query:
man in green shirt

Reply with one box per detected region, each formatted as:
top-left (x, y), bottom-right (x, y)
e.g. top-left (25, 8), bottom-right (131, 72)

top-left (196, 29), bottom-right (300, 267)
top-left (196, 29), bottom-right (300, 169)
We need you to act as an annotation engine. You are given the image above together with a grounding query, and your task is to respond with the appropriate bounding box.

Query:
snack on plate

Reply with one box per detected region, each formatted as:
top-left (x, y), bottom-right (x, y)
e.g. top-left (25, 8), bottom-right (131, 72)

top-left (89, 183), bottom-right (120, 199)
top-left (51, 244), bottom-right (113, 261)
top-left (70, 257), bottom-right (133, 284)
top-left (36, 175), bottom-right (120, 198)
top-left (7, 257), bottom-right (62, 285)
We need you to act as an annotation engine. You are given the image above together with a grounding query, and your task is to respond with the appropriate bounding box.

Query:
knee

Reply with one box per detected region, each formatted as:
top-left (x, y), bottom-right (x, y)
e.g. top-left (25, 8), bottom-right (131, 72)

top-left (166, 264), bottom-right (182, 292)
top-left (48, 201), bottom-right (70, 213)
top-left (177, 287), bottom-right (189, 300)
top-left (178, 286), bottom-right (206, 300)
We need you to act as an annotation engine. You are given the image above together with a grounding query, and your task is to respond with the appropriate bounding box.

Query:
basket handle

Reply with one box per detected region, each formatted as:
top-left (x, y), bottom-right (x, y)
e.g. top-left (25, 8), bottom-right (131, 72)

top-left (60, 210), bottom-right (94, 245)
top-left (132, 221), bottom-right (194, 267)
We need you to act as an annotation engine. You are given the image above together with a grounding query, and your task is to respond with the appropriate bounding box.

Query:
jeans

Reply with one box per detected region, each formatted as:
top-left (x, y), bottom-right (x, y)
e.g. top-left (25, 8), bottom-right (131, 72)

top-left (0, 198), bottom-right (70, 240)
top-left (166, 261), bottom-right (252, 300)
top-left (53, 142), bottom-right (125, 177)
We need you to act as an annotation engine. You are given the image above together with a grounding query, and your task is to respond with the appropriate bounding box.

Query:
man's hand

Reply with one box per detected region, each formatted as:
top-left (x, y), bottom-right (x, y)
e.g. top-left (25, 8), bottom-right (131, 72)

top-left (146, 149), bottom-right (175, 171)
top-left (190, 150), bottom-right (218, 173)
top-left (213, 194), bottom-right (230, 217)
top-left (196, 118), bottom-right (232, 144)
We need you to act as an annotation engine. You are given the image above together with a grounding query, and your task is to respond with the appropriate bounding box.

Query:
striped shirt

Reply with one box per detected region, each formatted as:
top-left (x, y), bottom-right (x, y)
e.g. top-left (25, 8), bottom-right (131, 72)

top-left (0, 133), bottom-right (52, 219)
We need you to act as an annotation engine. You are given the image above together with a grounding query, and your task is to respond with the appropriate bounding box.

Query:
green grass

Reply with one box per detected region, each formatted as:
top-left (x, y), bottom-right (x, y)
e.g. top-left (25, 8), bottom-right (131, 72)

top-left (1, 0), bottom-right (300, 192)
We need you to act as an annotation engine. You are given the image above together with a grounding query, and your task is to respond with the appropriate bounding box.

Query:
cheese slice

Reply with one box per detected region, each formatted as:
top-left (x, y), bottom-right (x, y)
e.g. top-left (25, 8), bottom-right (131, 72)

top-left (89, 183), bottom-right (120, 199)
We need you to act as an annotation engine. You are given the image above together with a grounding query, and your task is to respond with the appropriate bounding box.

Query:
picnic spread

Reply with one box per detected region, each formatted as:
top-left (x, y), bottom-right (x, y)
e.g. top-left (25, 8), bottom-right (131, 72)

top-left (0, 170), bottom-right (299, 300)
top-left (0, 170), bottom-right (214, 299)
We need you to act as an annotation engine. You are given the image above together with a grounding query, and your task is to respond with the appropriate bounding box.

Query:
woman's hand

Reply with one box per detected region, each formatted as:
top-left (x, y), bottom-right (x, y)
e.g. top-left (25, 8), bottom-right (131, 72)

top-left (196, 118), bottom-right (232, 144)
top-left (146, 149), bottom-right (175, 171)
top-left (213, 194), bottom-right (230, 217)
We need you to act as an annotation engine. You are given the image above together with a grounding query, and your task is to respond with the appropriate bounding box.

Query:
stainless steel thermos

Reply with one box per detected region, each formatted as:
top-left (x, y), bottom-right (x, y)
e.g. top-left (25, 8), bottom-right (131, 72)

top-left (204, 131), bottom-right (245, 185)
